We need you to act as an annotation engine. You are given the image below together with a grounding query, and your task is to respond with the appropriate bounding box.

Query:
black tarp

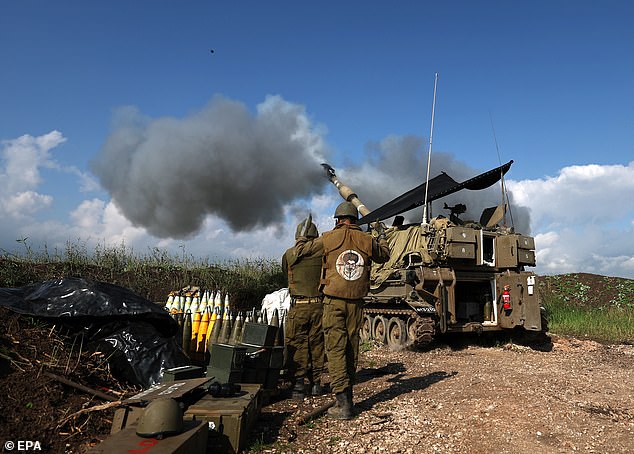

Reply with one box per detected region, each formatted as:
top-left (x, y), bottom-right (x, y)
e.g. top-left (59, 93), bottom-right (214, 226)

top-left (0, 277), bottom-right (189, 387)
top-left (357, 160), bottom-right (514, 225)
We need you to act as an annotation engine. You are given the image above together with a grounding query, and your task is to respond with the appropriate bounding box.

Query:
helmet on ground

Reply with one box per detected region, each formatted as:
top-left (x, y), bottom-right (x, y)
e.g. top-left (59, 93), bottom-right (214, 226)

top-left (295, 220), bottom-right (319, 239)
top-left (334, 201), bottom-right (358, 219)
top-left (136, 398), bottom-right (184, 439)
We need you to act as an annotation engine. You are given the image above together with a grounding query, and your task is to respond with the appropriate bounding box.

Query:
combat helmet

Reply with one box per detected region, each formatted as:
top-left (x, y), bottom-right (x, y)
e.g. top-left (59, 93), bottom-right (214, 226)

top-left (334, 201), bottom-right (358, 219)
top-left (136, 398), bottom-right (184, 439)
top-left (295, 220), bottom-right (319, 238)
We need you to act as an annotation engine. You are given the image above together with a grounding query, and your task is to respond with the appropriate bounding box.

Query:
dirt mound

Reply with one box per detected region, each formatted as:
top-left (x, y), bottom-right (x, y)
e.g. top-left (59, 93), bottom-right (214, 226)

top-left (0, 308), bottom-right (139, 453)
top-left (539, 272), bottom-right (634, 308)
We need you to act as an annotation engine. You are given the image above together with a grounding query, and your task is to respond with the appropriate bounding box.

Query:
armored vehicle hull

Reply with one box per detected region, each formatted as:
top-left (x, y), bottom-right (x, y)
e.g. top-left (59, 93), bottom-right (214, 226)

top-left (323, 161), bottom-right (546, 349)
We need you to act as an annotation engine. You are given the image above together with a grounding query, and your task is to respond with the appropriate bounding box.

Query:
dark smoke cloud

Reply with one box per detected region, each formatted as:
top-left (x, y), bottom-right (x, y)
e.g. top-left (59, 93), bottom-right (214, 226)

top-left (91, 95), bottom-right (329, 238)
top-left (338, 135), bottom-right (531, 233)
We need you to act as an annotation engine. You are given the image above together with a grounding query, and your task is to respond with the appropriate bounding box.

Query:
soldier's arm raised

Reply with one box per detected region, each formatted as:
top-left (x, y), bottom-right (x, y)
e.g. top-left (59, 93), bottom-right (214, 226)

top-left (371, 236), bottom-right (390, 264)
top-left (295, 235), bottom-right (324, 258)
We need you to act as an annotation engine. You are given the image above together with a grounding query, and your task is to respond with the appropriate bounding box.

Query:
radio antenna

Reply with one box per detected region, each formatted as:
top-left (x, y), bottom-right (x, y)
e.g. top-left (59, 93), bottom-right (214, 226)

top-left (489, 111), bottom-right (514, 228)
top-left (422, 73), bottom-right (439, 224)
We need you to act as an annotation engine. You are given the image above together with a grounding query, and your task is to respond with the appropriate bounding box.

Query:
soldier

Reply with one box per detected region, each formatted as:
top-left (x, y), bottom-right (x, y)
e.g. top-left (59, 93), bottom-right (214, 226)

top-left (282, 218), bottom-right (326, 399)
top-left (296, 202), bottom-right (390, 419)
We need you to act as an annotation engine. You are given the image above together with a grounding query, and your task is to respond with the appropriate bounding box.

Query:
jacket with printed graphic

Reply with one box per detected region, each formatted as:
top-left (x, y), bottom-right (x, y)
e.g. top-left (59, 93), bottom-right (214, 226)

top-left (295, 223), bottom-right (389, 299)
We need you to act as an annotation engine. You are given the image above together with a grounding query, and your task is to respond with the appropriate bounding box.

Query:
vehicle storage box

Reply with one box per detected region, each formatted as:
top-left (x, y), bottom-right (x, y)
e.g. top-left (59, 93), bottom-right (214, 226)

top-left (445, 226), bottom-right (477, 243)
top-left (518, 248), bottom-right (536, 266)
top-left (446, 242), bottom-right (475, 259)
top-left (495, 235), bottom-right (536, 268)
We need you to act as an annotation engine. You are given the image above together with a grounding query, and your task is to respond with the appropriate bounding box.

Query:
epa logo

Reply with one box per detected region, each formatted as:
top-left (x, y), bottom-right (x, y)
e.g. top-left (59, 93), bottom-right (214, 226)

top-left (4, 440), bottom-right (42, 451)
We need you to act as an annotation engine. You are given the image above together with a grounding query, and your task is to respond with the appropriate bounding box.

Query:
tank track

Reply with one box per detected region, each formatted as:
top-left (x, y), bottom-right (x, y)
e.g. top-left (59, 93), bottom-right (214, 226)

top-left (410, 316), bottom-right (436, 346)
top-left (363, 307), bottom-right (436, 346)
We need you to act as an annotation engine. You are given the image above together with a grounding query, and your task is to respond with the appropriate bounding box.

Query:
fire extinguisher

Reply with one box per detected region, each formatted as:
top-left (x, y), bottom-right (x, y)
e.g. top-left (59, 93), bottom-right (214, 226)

top-left (502, 285), bottom-right (511, 310)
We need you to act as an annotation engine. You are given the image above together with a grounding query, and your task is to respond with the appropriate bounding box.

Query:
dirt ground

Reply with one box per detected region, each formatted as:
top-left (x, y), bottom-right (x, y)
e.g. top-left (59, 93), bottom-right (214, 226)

top-left (248, 335), bottom-right (634, 454)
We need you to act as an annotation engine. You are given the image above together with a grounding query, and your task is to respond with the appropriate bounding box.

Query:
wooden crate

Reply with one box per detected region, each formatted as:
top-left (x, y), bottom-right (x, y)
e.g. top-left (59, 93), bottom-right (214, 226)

top-left (89, 420), bottom-right (207, 454)
top-left (184, 383), bottom-right (262, 454)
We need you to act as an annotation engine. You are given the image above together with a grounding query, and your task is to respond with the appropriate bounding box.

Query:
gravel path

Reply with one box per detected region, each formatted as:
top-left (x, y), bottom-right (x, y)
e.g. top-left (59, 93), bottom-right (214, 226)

top-left (249, 335), bottom-right (634, 453)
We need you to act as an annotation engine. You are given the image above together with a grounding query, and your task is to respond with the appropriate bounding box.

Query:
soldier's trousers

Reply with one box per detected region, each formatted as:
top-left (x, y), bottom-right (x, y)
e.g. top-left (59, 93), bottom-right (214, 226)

top-left (322, 295), bottom-right (364, 394)
top-left (284, 301), bottom-right (325, 383)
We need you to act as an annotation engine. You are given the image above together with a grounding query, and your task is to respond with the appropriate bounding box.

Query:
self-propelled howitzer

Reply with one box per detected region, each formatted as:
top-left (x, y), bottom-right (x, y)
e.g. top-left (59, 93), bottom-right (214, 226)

top-left (322, 162), bottom-right (546, 348)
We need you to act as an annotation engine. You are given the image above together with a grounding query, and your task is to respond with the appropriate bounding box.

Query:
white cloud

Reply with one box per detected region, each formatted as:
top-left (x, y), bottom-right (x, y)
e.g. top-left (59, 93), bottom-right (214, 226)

top-left (508, 162), bottom-right (634, 229)
top-left (1, 131), bottom-right (65, 193)
top-left (509, 162), bottom-right (634, 278)
top-left (2, 191), bottom-right (53, 218)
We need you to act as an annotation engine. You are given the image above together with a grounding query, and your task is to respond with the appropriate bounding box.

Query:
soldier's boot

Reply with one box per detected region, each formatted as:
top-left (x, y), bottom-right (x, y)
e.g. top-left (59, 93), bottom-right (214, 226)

top-left (327, 389), bottom-right (353, 420)
top-left (292, 378), bottom-right (305, 400)
top-left (347, 387), bottom-right (357, 416)
top-left (310, 380), bottom-right (325, 396)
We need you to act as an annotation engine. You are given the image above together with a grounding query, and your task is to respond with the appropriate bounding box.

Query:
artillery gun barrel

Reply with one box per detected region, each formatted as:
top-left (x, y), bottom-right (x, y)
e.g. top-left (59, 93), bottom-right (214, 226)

top-left (321, 163), bottom-right (371, 217)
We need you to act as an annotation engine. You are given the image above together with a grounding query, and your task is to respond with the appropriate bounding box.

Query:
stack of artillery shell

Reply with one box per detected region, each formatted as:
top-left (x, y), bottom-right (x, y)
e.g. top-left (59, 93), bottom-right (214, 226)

top-left (218, 311), bottom-right (233, 344)
top-left (182, 311), bottom-right (192, 354)
top-left (229, 312), bottom-right (244, 345)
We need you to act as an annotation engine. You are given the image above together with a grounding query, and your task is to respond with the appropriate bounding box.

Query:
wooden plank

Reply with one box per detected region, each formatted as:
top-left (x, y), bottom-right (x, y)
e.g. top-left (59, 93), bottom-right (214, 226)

top-left (124, 377), bottom-right (212, 404)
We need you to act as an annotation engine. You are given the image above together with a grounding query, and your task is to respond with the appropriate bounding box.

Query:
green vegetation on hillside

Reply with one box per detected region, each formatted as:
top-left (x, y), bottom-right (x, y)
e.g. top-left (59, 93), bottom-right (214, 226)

top-left (540, 274), bottom-right (634, 344)
top-left (2, 242), bottom-right (633, 343)
top-left (0, 241), bottom-right (284, 311)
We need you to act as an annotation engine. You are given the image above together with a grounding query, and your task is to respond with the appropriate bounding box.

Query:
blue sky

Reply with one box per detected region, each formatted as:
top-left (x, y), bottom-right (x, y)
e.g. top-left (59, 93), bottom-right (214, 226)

top-left (1, 1), bottom-right (634, 278)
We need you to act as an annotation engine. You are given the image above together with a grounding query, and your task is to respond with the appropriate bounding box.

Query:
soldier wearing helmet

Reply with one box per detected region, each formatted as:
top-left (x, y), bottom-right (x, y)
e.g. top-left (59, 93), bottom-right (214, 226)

top-left (282, 217), bottom-right (325, 399)
top-left (295, 201), bottom-right (389, 419)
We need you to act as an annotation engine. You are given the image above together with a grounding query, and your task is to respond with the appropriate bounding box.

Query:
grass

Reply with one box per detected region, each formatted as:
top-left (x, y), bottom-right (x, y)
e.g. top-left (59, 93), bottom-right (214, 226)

top-left (543, 297), bottom-right (634, 343)
top-left (540, 273), bottom-right (634, 344)
top-left (0, 240), bottom-right (285, 312)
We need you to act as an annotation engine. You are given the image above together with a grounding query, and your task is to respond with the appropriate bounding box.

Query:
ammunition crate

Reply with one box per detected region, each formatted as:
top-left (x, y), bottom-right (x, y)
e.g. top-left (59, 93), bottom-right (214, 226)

top-left (162, 365), bottom-right (205, 382)
top-left (206, 366), bottom-right (243, 384)
top-left (90, 420), bottom-right (207, 454)
top-left (241, 322), bottom-right (277, 347)
top-left (241, 344), bottom-right (272, 369)
top-left (269, 346), bottom-right (285, 369)
top-left (445, 226), bottom-right (477, 243)
top-left (241, 367), bottom-right (268, 385)
top-left (264, 368), bottom-right (281, 389)
top-left (209, 343), bottom-right (246, 370)
top-left (446, 242), bottom-right (475, 259)
top-left (184, 383), bottom-right (262, 454)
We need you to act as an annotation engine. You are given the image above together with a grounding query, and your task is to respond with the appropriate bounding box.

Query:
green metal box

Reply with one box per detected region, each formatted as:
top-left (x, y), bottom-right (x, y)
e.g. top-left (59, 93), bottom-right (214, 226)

top-left (208, 343), bottom-right (246, 370)
top-left (206, 366), bottom-right (243, 384)
top-left (269, 346), bottom-right (285, 369)
top-left (241, 367), bottom-right (268, 385)
top-left (241, 344), bottom-right (272, 369)
top-left (162, 365), bottom-right (205, 382)
top-left (241, 322), bottom-right (277, 347)
top-left (264, 368), bottom-right (281, 389)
